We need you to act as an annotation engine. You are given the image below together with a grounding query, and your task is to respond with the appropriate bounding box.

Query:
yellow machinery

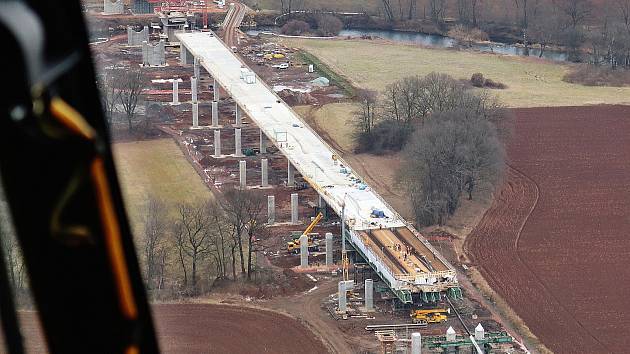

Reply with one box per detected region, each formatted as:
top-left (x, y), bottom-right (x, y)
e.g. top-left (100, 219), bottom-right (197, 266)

top-left (410, 308), bottom-right (450, 324)
top-left (287, 212), bottom-right (323, 253)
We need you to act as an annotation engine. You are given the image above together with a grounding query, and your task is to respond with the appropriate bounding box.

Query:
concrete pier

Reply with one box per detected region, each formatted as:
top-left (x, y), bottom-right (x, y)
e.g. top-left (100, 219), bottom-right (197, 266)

top-left (127, 25), bottom-right (148, 45)
top-left (194, 57), bottom-right (200, 79)
top-left (287, 161), bottom-right (294, 186)
top-left (365, 279), bottom-right (374, 311)
top-left (318, 195), bottom-right (326, 210)
top-left (299, 234), bottom-right (308, 268)
top-left (267, 195), bottom-right (275, 224)
top-left (104, 0), bottom-right (124, 15)
top-left (338, 280), bottom-right (354, 313)
top-left (234, 128), bottom-right (242, 156)
top-left (291, 193), bottom-right (298, 224)
top-left (446, 327), bottom-right (456, 341)
top-left (259, 129), bottom-right (267, 153)
top-left (191, 76), bottom-right (198, 102)
top-left (211, 101), bottom-right (219, 127)
top-left (192, 102), bottom-right (199, 128)
top-left (325, 232), bottom-right (333, 266)
top-left (213, 130), bottom-right (221, 157)
top-left (172, 79), bottom-right (179, 105)
top-left (235, 104), bottom-right (241, 127)
top-left (239, 160), bottom-right (246, 188)
top-left (474, 323), bottom-right (485, 340)
top-left (261, 158), bottom-right (268, 187)
top-left (411, 333), bottom-right (422, 354)
top-left (213, 78), bottom-right (220, 101)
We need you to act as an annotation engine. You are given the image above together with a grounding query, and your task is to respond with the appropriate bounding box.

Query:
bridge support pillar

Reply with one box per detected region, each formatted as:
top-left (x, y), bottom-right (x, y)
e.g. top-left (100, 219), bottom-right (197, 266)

top-left (338, 280), bottom-right (354, 313)
top-left (261, 158), bottom-right (268, 187)
top-left (239, 160), bottom-right (246, 189)
top-left (259, 129), bottom-right (267, 153)
top-left (194, 57), bottom-right (200, 79)
top-left (234, 128), bottom-right (242, 156)
top-left (299, 234), bottom-right (308, 268)
top-left (171, 79), bottom-right (179, 105)
top-left (192, 102), bottom-right (199, 128)
top-left (213, 78), bottom-right (220, 101)
top-left (191, 76), bottom-right (198, 102)
top-left (411, 332), bottom-right (422, 354)
top-left (235, 103), bottom-right (242, 127)
top-left (365, 279), bottom-right (374, 311)
top-left (287, 161), bottom-right (294, 186)
top-left (291, 193), bottom-right (298, 224)
top-left (211, 101), bottom-right (219, 127)
top-left (213, 130), bottom-right (221, 157)
top-left (267, 195), bottom-right (275, 224)
top-left (325, 232), bottom-right (333, 266)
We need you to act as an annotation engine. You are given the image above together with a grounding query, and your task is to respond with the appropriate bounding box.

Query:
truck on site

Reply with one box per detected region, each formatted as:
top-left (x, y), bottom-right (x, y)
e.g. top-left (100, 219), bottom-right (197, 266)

top-left (287, 212), bottom-right (323, 253)
top-left (410, 308), bottom-right (450, 324)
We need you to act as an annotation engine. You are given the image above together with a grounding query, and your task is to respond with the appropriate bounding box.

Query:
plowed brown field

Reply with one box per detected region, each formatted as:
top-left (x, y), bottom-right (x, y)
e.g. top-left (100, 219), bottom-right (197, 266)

top-left (466, 106), bottom-right (630, 353)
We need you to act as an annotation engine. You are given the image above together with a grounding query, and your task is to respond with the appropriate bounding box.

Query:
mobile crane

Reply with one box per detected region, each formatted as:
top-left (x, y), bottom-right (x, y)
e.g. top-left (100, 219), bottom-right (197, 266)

top-left (410, 308), bottom-right (450, 324)
top-left (287, 212), bottom-right (323, 253)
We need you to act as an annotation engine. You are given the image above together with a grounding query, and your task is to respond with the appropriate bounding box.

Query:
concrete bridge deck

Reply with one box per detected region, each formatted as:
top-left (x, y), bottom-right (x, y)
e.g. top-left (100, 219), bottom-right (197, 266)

top-left (176, 30), bottom-right (458, 299)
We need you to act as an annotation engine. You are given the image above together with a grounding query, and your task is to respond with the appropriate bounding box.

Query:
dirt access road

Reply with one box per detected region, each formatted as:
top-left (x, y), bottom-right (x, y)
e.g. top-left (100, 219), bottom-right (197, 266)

top-left (222, 2), bottom-right (247, 48)
top-left (466, 105), bottom-right (630, 353)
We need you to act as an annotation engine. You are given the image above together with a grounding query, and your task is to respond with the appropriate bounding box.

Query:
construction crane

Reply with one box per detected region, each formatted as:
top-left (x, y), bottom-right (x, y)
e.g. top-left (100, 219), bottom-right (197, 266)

top-left (287, 212), bottom-right (323, 253)
top-left (410, 308), bottom-right (450, 324)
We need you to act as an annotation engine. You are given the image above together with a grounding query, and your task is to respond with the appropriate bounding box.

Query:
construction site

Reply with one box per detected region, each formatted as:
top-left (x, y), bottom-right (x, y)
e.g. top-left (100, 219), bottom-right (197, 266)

top-left (13, 0), bottom-right (529, 353)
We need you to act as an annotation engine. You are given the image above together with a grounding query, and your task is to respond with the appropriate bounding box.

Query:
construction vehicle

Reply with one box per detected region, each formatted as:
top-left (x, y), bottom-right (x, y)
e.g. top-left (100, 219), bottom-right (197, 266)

top-left (287, 212), bottom-right (323, 253)
top-left (410, 308), bottom-right (450, 324)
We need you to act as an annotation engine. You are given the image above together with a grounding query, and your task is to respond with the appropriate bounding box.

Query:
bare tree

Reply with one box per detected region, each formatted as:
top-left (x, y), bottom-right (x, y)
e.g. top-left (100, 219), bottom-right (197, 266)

top-left (562, 0), bottom-right (591, 29)
top-left (353, 89), bottom-right (379, 136)
top-left (243, 192), bottom-right (267, 280)
top-left (221, 189), bottom-right (249, 278)
top-left (97, 70), bottom-right (120, 127)
top-left (381, 0), bottom-right (395, 22)
top-left (143, 197), bottom-right (168, 290)
top-left (116, 67), bottom-right (146, 132)
top-left (316, 14), bottom-right (343, 36)
top-left (173, 202), bottom-right (212, 294)
top-left (207, 203), bottom-right (234, 279)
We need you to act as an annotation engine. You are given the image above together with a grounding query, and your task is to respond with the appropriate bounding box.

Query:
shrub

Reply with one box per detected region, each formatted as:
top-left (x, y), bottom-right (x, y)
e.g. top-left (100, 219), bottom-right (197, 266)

top-left (563, 64), bottom-right (630, 87)
top-left (471, 73), bottom-right (485, 87)
top-left (316, 15), bottom-right (343, 37)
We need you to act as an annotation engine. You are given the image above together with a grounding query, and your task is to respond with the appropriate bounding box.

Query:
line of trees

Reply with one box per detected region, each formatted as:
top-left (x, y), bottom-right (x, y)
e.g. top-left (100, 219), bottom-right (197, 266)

top-left (142, 189), bottom-right (268, 297)
top-left (353, 73), bottom-right (508, 226)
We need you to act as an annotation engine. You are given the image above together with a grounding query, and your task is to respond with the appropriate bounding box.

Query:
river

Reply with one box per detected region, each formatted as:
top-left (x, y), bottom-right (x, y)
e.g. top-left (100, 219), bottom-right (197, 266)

top-left (247, 27), bottom-right (569, 62)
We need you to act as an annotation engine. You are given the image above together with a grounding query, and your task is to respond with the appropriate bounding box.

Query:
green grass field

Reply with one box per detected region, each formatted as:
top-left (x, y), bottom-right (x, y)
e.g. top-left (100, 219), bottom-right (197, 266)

top-left (278, 38), bottom-right (630, 107)
top-left (112, 139), bottom-right (214, 237)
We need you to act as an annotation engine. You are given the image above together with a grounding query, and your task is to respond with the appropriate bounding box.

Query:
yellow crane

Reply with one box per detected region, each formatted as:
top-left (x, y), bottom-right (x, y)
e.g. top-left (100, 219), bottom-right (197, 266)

top-left (410, 308), bottom-right (450, 324)
top-left (287, 212), bottom-right (323, 253)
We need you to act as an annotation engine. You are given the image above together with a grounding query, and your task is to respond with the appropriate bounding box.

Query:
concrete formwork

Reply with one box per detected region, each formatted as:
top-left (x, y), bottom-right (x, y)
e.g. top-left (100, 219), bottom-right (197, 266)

top-left (338, 280), bottom-right (354, 312)
top-left (192, 102), bottom-right (199, 128)
top-left (142, 40), bottom-right (166, 66)
top-left (103, 0), bottom-right (123, 14)
top-left (127, 25), bottom-right (149, 46)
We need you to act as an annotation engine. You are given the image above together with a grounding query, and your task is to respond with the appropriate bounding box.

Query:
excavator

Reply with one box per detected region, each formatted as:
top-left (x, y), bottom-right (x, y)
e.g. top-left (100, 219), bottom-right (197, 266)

top-left (410, 308), bottom-right (450, 324)
top-left (286, 212), bottom-right (323, 253)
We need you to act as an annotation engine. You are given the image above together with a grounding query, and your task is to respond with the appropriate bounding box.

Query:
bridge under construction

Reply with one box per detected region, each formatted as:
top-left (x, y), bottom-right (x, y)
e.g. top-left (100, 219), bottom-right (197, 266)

top-left (176, 30), bottom-right (461, 304)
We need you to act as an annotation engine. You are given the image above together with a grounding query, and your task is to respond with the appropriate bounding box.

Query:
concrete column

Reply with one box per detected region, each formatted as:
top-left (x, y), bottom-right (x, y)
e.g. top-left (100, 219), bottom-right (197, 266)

top-left (180, 43), bottom-right (187, 64)
top-left (191, 76), bottom-right (198, 102)
top-left (411, 333), bottom-right (422, 354)
top-left (338, 281), bottom-right (347, 313)
top-left (213, 130), bottom-right (221, 157)
top-left (142, 41), bottom-right (149, 66)
top-left (261, 158), bottom-right (268, 187)
top-left (287, 161), bottom-right (294, 186)
top-left (267, 195), bottom-right (275, 224)
top-left (474, 323), bottom-right (485, 340)
top-left (325, 232), bottom-right (333, 266)
top-left (259, 129), bottom-right (267, 153)
top-left (192, 102), bottom-right (199, 128)
top-left (446, 327), bottom-right (456, 341)
top-left (239, 160), bottom-right (246, 189)
top-left (234, 128), bottom-right (242, 156)
top-left (338, 280), bottom-right (354, 313)
top-left (213, 78), bottom-right (220, 101)
top-left (365, 279), bottom-right (374, 311)
top-left (193, 57), bottom-right (200, 79)
top-left (172, 79), bottom-right (179, 105)
top-left (318, 195), bottom-right (326, 210)
top-left (299, 234), bottom-right (308, 268)
top-left (291, 193), bottom-right (298, 224)
top-left (235, 103), bottom-right (241, 127)
top-left (211, 101), bottom-right (219, 127)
